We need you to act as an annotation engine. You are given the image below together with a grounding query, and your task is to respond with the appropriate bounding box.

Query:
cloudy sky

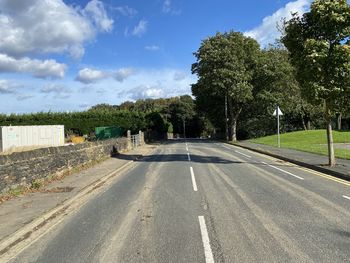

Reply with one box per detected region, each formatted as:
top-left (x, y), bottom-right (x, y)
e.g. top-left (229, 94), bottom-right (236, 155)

top-left (0, 0), bottom-right (311, 113)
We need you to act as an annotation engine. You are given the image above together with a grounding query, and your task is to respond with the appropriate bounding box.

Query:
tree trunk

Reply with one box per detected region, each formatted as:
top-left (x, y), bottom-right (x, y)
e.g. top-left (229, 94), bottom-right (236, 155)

top-left (226, 96), bottom-right (242, 142)
top-left (307, 120), bottom-right (311, 130)
top-left (337, 112), bottom-right (342, 130)
top-left (302, 116), bottom-right (307, 130)
top-left (228, 109), bottom-right (241, 142)
top-left (229, 118), bottom-right (237, 142)
top-left (325, 100), bottom-right (335, 167)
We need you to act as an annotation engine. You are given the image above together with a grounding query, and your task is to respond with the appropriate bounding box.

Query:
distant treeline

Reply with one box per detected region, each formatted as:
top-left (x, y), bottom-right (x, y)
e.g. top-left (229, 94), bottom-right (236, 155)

top-left (0, 95), bottom-right (207, 138)
top-left (0, 111), bottom-right (147, 136)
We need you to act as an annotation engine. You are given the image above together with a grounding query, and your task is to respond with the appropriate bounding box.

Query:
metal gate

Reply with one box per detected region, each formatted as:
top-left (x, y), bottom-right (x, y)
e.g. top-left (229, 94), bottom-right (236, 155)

top-left (131, 134), bottom-right (141, 149)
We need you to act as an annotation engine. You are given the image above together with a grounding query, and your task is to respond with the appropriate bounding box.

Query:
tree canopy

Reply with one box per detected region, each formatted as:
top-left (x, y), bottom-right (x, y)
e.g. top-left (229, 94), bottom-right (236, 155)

top-left (192, 31), bottom-right (260, 141)
top-left (282, 0), bottom-right (350, 166)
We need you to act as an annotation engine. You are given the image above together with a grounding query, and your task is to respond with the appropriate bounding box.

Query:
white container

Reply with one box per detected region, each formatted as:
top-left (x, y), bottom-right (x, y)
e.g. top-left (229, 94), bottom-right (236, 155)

top-left (0, 125), bottom-right (64, 152)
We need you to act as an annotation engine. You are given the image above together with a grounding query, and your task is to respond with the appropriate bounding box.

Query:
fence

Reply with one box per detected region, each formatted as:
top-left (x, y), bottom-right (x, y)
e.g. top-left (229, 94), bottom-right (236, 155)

top-left (95, 126), bottom-right (123, 140)
top-left (131, 134), bottom-right (141, 149)
top-left (128, 130), bottom-right (144, 149)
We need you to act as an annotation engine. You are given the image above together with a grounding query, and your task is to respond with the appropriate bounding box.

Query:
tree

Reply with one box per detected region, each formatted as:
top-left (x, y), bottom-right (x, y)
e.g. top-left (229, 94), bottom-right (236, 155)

top-left (169, 95), bottom-right (196, 137)
top-left (282, 0), bottom-right (350, 166)
top-left (192, 31), bottom-right (260, 141)
top-left (248, 46), bottom-right (323, 137)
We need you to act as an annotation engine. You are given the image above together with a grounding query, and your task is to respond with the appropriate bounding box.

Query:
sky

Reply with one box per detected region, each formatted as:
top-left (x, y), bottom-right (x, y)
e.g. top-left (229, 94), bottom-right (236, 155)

top-left (0, 0), bottom-right (312, 114)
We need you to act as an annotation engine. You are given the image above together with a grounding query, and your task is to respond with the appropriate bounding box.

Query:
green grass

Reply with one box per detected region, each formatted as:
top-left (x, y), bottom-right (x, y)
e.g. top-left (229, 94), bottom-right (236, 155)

top-left (250, 130), bottom-right (350, 160)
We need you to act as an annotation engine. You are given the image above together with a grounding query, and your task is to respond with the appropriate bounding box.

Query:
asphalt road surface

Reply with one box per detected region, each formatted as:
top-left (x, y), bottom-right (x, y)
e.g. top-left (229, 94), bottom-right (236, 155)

top-left (10, 140), bottom-right (350, 262)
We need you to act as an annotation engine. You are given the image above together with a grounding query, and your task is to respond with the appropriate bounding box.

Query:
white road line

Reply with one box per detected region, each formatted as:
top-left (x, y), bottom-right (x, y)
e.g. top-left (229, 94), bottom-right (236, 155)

top-left (186, 146), bottom-right (189, 151)
top-left (343, 195), bottom-right (350, 201)
top-left (222, 145), bottom-right (231, 150)
top-left (261, 161), bottom-right (304, 180)
top-left (187, 152), bottom-right (191, 161)
top-left (190, 167), bottom-right (198, 192)
top-left (198, 216), bottom-right (215, 263)
top-left (234, 150), bottom-right (251, 158)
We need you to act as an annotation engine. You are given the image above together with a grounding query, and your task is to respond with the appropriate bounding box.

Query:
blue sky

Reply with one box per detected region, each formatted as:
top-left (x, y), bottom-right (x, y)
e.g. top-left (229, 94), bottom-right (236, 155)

top-left (0, 0), bottom-right (311, 114)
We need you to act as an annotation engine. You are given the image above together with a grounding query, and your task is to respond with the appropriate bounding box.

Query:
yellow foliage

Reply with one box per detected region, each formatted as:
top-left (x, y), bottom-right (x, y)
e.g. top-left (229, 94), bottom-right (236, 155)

top-left (71, 136), bottom-right (85, 144)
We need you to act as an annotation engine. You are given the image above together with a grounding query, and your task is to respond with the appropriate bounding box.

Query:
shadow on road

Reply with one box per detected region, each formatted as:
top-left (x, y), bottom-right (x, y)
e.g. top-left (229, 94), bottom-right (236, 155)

top-left (113, 153), bottom-right (239, 164)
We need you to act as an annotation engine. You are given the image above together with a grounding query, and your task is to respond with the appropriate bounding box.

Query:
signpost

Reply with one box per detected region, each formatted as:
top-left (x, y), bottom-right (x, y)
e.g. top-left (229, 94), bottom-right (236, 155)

top-left (273, 106), bottom-right (283, 148)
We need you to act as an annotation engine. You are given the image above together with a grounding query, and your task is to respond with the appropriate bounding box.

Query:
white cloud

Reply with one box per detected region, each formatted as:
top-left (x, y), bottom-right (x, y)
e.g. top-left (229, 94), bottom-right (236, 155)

top-left (79, 102), bottom-right (91, 109)
top-left (162, 0), bottom-right (181, 15)
top-left (163, 0), bottom-right (172, 13)
top-left (76, 68), bottom-right (107, 84)
top-left (244, 0), bottom-right (311, 47)
top-left (83, 0), bottom-right (113, 32)
top-left (41, 83), bottom-right (71, 99)
top-left (114, 6), bottom-right (138, 17)
top-left (128, 86), bottom-right (165, 100)
top-left (132, 20), bottom-right (148, 37)
top-left (16, 94), bottom-right (34, 101)
top-left (0, 0), bottom-right (113, 59)
top-left (75, 67), bottom-right (134, 84)
top-left (174, 71), bottom-right (186, 81)
top-left (0, 79), bottom-right (19, 94)
top-left (114, 68), bottom-right (134, 82)
top-left (118, 69), bottom-right (195, 100)
top-left (0, 53), bottom-right (66, 78)
top-left (0, 79), bottom-right (34, 101)
top-left (145, 45), bottom-right (160, 51)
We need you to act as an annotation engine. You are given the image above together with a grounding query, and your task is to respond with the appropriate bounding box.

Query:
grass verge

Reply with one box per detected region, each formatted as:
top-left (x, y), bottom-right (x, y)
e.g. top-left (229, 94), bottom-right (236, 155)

top-left (250, 130), bottom-right (350, 160)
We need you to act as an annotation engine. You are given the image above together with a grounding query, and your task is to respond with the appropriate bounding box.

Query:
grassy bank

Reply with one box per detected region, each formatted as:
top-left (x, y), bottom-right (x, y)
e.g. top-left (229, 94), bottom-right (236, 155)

top-left (250, 130), bottom-right (350, 160)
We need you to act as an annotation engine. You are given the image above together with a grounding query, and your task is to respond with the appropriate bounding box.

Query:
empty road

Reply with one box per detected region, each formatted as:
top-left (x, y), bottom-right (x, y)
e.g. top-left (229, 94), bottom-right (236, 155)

top-left (9, 140), bottom-right (350, 262)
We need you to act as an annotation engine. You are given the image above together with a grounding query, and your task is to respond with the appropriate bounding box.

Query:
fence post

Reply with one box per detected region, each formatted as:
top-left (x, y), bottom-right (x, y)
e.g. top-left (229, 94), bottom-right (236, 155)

top-left (139, 130), bottom-right (144, 146)
top-left (127, 130), bottom-right (131, 150)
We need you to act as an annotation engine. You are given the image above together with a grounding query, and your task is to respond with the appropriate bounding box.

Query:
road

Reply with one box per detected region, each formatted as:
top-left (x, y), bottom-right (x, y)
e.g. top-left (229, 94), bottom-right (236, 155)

top-left (9, 140), bottom-right (350, 262)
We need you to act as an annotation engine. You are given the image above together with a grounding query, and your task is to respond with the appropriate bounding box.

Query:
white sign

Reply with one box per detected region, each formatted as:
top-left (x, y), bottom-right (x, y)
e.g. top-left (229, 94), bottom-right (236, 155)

top-left (273, 106), bottom-right (283, 116)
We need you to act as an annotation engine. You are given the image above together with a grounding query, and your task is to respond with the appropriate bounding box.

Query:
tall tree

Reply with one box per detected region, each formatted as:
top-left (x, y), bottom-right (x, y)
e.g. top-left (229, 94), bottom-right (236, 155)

top-left (282, 0), bottom-right (350, 166)
top-left (192, 31), bottom-right (260, 141)
top-left (250, 46), bottom-right (323, 134)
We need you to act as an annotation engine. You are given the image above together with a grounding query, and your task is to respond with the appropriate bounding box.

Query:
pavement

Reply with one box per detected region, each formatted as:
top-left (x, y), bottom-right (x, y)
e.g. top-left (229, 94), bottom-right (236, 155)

top-left (234, 141), bottom-right (350, 181)
top-left (0, 143), bottom-right (158, 249)
top-left (1, 139), bottom-right (349, 262)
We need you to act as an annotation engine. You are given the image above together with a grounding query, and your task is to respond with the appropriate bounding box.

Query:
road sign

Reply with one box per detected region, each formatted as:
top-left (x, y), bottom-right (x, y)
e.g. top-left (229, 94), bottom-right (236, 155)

top-left (273, 106), bottom-right (283, 116)
top-left (273, 106), bottom-right (283, 148)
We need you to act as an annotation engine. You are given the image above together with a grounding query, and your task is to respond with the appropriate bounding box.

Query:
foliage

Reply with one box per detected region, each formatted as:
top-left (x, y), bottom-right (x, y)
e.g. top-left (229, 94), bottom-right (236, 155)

top-left (0, 96), bottom-right (209, 138)
top-left (0, 111), bottom-right (147, 136)
top-left (282, 0), bottom-right (350, 105)
top-left (282, 0), bottom-right (350, 165)
top-left (192, 31), bottom-right (260, 141)
top-left (240, 45), bottom-right (324, 139)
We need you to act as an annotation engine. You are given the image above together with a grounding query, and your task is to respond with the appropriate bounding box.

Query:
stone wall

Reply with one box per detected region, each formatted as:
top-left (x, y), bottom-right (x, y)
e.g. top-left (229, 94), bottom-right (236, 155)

top-left (0, 137), bottom-right (129, 193)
